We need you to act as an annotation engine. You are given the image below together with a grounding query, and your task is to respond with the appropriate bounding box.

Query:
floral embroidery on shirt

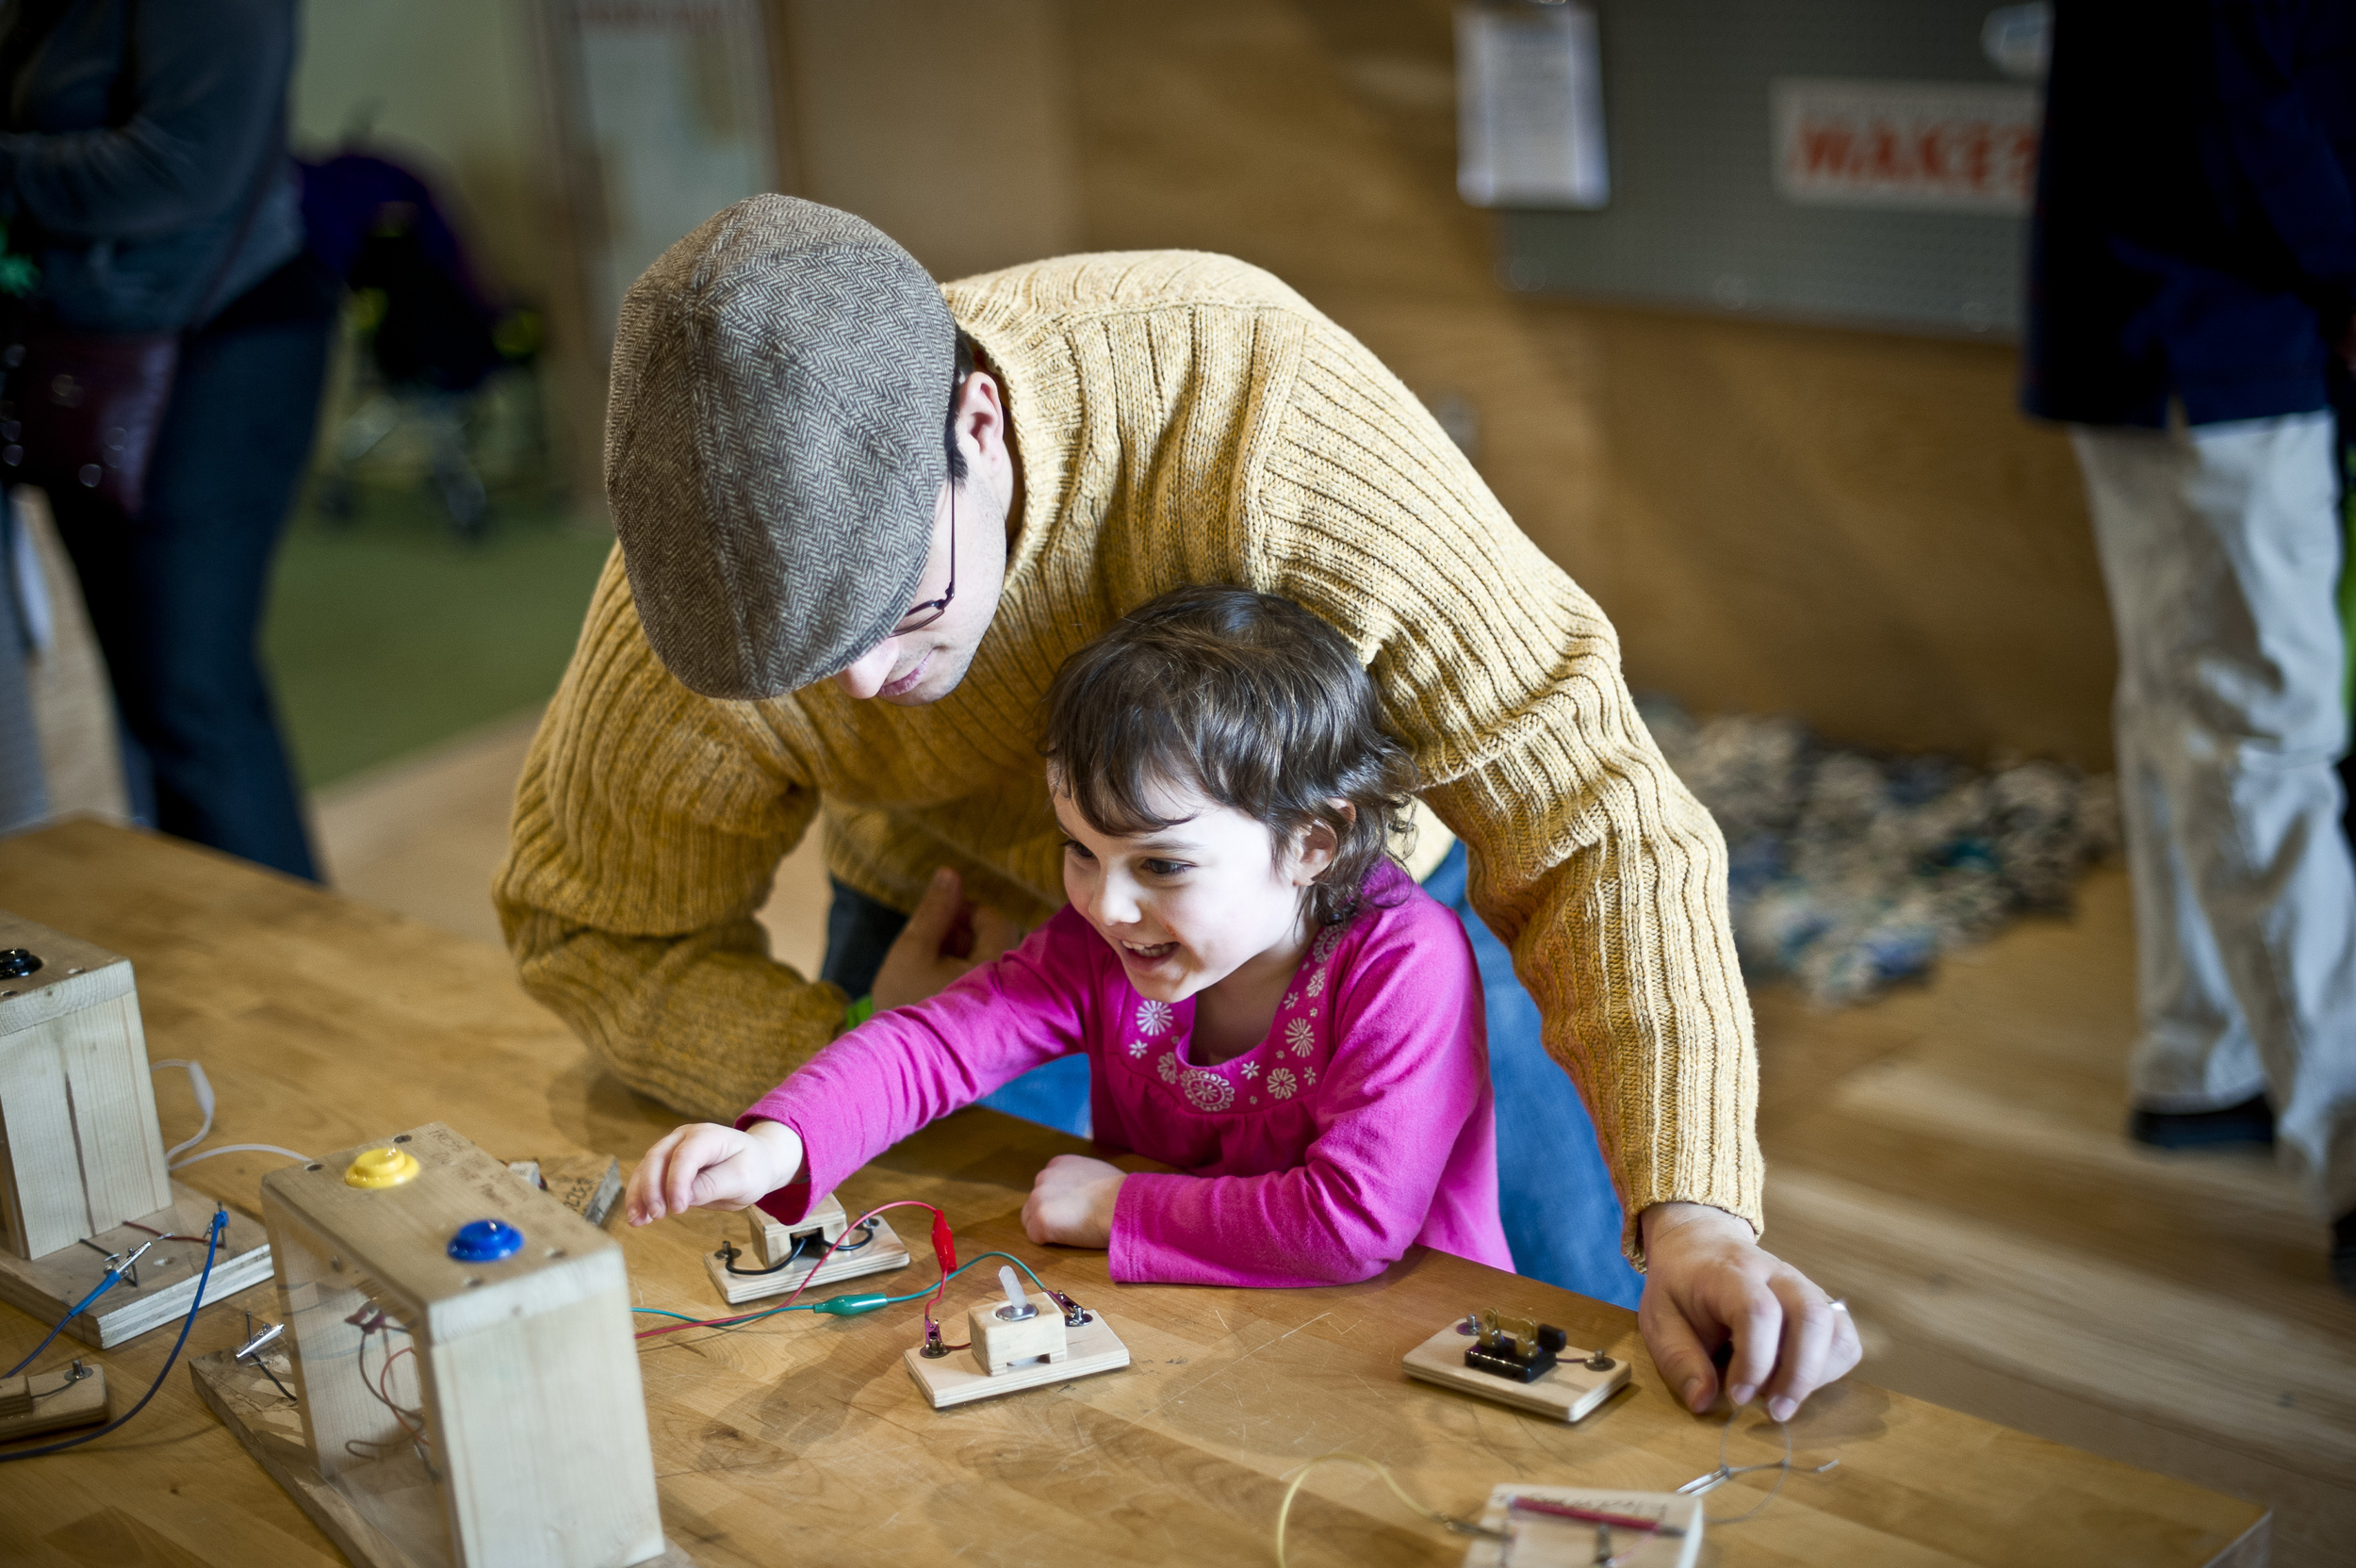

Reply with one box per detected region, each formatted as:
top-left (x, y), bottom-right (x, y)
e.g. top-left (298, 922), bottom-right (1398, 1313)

top-left (1240, 1060), bottom-right (1261, 1079)
top-left (1266, 1067), bottom-right (1299, 1100)
top-left (1157, 1051), bottom-right (1180, 1084)
top-left (1284, 1018), bottom-right (1315, 1056)
top-left (1136, 998), bottom-right (1174, 1036)
top-left (1306, 968), bottom-right (1326, 1000)
top-left (1303, 1066), bottom-right (1317, 1086)
top-left (1312, 925), bottom-right (1343, 964)
top-left (1282, 991), bottom-right (1299, 1010)
top-left (1126, 1039), bottom-right (1147, 1058)
top-left (1182, 1068), bottom-right (1235, 1112)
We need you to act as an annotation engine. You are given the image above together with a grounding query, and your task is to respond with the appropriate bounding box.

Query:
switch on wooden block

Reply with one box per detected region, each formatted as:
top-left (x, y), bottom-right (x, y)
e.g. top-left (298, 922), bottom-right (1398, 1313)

top-left (968, 1291), bottom-right (1070, 1376)
top-left (261, 1121), bottom-right (687, 1568)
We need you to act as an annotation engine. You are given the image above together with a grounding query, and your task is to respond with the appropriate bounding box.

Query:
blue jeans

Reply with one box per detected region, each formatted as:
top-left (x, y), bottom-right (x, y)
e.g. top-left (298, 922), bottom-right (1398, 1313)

top-left (45, 253), bottom-right (334, 881)
top-left (820, 841), bottom-right (1644, 1306)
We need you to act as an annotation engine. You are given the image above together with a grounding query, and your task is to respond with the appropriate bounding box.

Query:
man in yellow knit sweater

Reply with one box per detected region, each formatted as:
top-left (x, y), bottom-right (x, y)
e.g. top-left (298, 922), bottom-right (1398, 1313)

top-left (497, 198), bottom-right (1858, 1416)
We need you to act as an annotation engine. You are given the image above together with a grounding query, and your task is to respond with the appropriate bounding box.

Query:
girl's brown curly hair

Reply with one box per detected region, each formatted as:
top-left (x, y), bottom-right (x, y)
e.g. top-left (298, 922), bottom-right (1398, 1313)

top-left (1040, 585), bottom-right (1419, 929)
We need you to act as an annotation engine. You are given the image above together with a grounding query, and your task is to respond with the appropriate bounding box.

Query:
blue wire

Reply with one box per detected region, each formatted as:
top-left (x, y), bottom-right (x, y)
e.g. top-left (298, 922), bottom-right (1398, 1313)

top-left (0, 1209), bottom-right (225, 1462)
top-left (3, 1268), bottom-right (126, 1380)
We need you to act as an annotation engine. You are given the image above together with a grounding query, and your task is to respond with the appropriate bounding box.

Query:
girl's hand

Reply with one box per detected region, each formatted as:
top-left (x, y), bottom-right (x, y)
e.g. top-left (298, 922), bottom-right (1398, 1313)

top-left (1023, 1153), bottom-right (1126, 1248)
top-left (625, 1119), bottom-right (805, 1225)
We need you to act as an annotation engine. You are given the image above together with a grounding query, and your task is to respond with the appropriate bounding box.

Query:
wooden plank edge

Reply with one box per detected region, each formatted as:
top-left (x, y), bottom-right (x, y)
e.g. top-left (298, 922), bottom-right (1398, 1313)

top-left (190, 1348), bottom-right (701, 1568)
top-left (0, 1362), bottom-right (107, 1441)
top-left (188, 1349), bottom-right (433, 1568)
top-left (2203, 1512), bottom-right (2272, 1568)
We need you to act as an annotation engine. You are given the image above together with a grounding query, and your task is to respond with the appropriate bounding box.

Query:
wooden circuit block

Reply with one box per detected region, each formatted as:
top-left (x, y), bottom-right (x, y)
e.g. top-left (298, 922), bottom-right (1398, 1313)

top-left (506, 1154), bottom-right (625, 1229)
top-left (904, 1305), bottom-right (1129, 1411)
top-left (0, 1182), bottom-right (271, 1349)
top-left (0, 910), bottom-right (173, 1262)
top-left (262, 1122), bottom-right (679, 1568)
top-left (1401, 1321), bottom-right (1631, 1423)
top-left (968, 1292), bottom-right (1071, 1375)
top-left (0, 1360), bottom-right (107, 1442)
top-left (1457, 1486), bottom-right (1702, 1568)
top-left (700, 1207), bottom-right (909, 1308)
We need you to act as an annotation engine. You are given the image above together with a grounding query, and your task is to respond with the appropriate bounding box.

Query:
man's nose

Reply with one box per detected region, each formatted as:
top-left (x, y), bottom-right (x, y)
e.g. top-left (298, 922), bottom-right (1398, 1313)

top-left (833, 639), bottom-right (897, 699)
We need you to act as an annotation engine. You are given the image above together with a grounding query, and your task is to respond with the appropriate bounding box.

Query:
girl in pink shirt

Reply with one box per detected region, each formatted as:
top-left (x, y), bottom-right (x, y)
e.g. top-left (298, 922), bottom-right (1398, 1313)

top-left (626, 586), bottom-right (1512, 1287)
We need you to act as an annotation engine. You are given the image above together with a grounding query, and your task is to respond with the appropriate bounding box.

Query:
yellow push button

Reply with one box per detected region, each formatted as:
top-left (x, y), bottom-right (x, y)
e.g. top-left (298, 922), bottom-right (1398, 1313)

top-left (345, 1147), bottom-right (420, 1188)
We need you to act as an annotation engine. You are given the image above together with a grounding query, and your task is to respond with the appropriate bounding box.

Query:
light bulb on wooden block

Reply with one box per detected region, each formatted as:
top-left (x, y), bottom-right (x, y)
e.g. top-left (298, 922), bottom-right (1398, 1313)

top-left (189, 1121), bottom-right (690, 1568)
top-left (0, 910), bottom-right (271, 1348)
top-left (700, 1190), bottom-right (911, 1308)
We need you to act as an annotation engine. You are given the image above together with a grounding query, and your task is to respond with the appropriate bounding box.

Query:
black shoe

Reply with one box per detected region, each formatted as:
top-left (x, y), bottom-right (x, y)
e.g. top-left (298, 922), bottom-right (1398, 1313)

top-left (2127, 1092), bottom-right (2275, 1150)
top-left (2333, 1213), bottom-right (2356, 1297)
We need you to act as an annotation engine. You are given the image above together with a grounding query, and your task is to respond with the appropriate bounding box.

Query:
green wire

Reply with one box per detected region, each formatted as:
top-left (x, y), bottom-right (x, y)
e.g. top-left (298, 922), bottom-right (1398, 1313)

top-left (631, 1250), bottom-right (1053, 1331)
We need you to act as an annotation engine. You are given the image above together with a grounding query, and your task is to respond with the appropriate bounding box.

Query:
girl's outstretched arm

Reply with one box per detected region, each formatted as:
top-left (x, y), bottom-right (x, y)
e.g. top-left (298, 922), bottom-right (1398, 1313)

top-left (736, 907), bottom-right (1098, 1223)
top-left (625, 1119), bottom-right (806, 1224)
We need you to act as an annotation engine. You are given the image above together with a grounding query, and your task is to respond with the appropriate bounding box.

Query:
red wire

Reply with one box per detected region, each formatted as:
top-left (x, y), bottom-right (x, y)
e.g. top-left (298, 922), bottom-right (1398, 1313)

top-left (633, 1200), bottom-right (957, 1343)
top-left (123, 1220), bottom-right (206, 1242)
top-left (376, 1344), bottom-right (430, 1447)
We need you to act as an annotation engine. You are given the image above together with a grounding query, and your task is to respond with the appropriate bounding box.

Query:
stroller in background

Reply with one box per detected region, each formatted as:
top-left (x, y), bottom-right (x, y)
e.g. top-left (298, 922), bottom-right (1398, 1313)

top-left (302, 152), bottom-right (540, 538)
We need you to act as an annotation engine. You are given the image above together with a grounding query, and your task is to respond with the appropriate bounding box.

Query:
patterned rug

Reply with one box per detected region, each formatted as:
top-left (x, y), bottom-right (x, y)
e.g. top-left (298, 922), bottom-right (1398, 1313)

top-left (1639, 699), bottom-right (2120, 1005)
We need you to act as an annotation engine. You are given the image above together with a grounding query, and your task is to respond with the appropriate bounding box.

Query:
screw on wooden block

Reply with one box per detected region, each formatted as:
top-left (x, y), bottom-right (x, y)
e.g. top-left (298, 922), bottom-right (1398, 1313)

top-left (0, 947), bottom-right (40, 977)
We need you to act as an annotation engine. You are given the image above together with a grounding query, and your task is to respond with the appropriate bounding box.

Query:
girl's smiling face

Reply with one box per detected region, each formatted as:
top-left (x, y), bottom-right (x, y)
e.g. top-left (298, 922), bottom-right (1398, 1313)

top-left (1055, 778), bottom-right (1336, 1004)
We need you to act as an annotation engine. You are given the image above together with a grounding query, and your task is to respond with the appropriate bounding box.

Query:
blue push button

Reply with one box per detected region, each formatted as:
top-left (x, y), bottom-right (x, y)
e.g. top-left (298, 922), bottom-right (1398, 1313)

top-left (448, 1219), bottom-right (524, 1263)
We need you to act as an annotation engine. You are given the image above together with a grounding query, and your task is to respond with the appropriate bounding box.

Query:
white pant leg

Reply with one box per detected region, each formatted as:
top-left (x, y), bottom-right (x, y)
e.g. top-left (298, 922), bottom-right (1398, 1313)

top-left (2074, 412), bottom-right (2356, 1217)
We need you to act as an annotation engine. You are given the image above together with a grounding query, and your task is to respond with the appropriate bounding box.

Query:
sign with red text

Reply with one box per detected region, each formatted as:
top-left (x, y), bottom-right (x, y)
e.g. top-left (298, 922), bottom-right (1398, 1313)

top-left (1772, 78), bottom-right (2039, 216)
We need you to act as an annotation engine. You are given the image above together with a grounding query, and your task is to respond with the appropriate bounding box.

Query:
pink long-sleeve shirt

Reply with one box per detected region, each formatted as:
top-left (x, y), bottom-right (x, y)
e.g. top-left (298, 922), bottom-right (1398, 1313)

top-left (740, 861), bottom-right (1512, 1287)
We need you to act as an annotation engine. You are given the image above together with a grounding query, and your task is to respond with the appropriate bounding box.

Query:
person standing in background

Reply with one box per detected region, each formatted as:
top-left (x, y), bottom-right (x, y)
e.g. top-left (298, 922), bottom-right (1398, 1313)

top-left (0, 490), bottom-right (46, 833)
top-left (0, 0), bottom-right (331, 878)
top-left (2024, 0), bottom-right (2356, 1291)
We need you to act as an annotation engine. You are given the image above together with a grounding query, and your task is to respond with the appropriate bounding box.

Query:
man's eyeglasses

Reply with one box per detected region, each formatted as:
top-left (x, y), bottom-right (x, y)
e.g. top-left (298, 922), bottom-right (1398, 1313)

top-left (890, 483), bottom-right (957, 636)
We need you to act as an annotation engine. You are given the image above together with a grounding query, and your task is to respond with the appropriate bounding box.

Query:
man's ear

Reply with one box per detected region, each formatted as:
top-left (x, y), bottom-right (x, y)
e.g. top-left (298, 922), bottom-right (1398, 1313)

top-left (955, 368), bottom-right (1008, 462)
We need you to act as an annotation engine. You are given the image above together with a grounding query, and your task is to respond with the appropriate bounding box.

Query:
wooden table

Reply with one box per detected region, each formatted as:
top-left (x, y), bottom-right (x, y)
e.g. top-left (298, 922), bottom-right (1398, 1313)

top-left (0, 821), bottom-right (2270, 1566)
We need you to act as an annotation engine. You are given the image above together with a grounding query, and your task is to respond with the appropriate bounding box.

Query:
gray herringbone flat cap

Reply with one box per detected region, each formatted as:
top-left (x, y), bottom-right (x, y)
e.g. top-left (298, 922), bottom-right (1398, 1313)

top-left (604, 195), bottom-right (955, 699)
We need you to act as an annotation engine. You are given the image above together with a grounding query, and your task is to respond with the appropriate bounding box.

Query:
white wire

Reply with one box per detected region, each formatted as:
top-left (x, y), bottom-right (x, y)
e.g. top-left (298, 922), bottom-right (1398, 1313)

top-left (170, 1143), bottom-right (311, 1170)
top-left (151, 1059), bottom-right (215, 1162)
top-left (150, 1058), bottom-right (307, 1168)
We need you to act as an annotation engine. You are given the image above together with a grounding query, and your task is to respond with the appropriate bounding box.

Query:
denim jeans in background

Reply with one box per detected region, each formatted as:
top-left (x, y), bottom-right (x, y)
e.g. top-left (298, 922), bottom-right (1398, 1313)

top-left (0, 493), bottom-right (50, 834)
top-left (820, 839), bottom-right (1645, 1308)
top-left (44, 253), bottom-right (334, 881)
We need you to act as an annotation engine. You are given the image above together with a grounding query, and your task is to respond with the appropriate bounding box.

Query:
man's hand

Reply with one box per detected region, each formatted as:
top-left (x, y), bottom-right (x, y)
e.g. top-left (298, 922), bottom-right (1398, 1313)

top-left (1638, 1201), bottom-right (1859, 1420)
top-left (625, 1119), bottom-right (804, 1226)
top-left (871, 866), bottom-right (1023, 1012)
top-left (1023, 1153), bottom-right (1125, 1248)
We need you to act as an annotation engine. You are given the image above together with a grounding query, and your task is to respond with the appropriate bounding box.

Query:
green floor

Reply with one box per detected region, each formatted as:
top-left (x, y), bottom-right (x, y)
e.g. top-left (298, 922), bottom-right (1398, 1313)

top-left (263, 485), bottom-right (614, 789)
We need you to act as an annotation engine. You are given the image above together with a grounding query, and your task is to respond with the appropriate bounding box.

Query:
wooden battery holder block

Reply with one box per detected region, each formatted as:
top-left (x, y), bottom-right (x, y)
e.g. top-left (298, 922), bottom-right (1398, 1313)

top-left (0, 910), bottom-right (270, 1348)
top-left (1401, 1309), bottom-right (1631, 1423)
top-left (700, 1191), bottom-right (911, 1308)
top-left (202, 1121), bottom-right (690, 1568)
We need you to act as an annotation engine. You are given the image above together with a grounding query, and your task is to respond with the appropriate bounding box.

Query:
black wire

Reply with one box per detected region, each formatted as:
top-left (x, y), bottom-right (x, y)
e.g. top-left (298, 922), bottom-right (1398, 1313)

top-left (0, 1209), bottom-right (224, 1462)
top-left (720, 1221), bottom-right (875, 1276)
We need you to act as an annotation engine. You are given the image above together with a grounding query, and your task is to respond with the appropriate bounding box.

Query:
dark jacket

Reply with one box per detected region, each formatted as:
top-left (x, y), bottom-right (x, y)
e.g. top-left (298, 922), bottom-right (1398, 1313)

top-left (0, 0), bottom-right (303, 335)
top-left (2024, 0), bottom-right (2356, 427)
